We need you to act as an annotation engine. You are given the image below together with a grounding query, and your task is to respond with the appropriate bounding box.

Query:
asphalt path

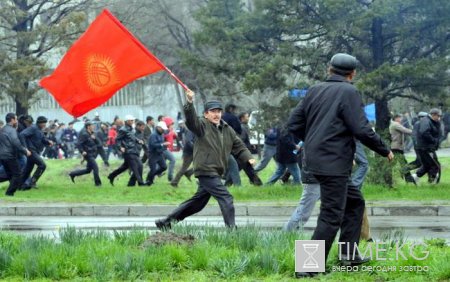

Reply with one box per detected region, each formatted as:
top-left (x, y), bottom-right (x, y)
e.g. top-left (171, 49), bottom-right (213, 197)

top-left (406, 147), bottom-right (450, 157)
top-left (0, 215), bottom-right (448, 242)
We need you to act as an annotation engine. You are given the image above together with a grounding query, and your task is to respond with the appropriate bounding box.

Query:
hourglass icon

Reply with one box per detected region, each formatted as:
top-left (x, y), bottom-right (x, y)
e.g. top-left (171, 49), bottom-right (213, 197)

top-left (303, 243), bottom-right (319, 269)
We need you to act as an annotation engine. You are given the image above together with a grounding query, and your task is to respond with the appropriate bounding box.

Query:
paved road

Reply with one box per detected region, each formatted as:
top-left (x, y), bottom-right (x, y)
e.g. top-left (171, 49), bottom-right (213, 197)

top-left (406, 147), bottom-right (450, 158)
top-left (1, 215), bottom-right (448, 242)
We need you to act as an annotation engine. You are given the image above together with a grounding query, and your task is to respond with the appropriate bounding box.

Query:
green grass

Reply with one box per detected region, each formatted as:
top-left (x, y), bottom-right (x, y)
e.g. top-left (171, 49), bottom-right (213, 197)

top-left (0, 226), bottom-right (447, 281)
top-left (0, 156), bottom-right (448, 204)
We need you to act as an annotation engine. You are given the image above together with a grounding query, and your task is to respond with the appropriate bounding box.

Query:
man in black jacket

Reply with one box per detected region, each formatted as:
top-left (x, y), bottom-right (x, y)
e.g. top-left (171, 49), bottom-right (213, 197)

top-left (108, 115), bottom-right (145, 186)
top-left (222, 103), bottom-right (242, 135)
top-left (146, 121), bottom-right (170, 186)
top-left (155, 90), bottom-right (255, 230)
top-left (0, 113), bottom-right (31, 196)
top-left (141, 116), bottom-right (155, 164)
top-left (405, 112), bottom-right (428, 173)
top-left (222, 103), bottom-right (242, 186)
top-left (17, 115), bottom-right (33, 133)
top-left (170, 123), bottom-right (195, 187)
top-left (19, 116), bottom-right (53, 190)
top-left (69, 121), bottom-right (102, 186)
top-left (238, 112), bottom-right (263, 186)
top-left (288, 53), bottom-right (393, 278)
top-left (412, 108), bottom-right (442, 184)
top-left (127, 120), bottom-right (146, 186)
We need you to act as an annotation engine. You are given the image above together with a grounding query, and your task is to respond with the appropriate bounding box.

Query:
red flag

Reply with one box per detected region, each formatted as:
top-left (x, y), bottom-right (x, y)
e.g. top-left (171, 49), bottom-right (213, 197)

top-left (40, 9), bottom-right (186, 117)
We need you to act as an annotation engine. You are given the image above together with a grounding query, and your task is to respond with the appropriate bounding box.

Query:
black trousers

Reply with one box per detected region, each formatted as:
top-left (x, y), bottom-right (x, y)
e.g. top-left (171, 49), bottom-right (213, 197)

top-left (416, 149), bottom-right (440, 180)
top-left (147, 154), bottom-right (167, 184)
top-left (70, 156), bottom-right (101, 185)
top-left (109, 153), bottom-right (144, 185)
top-left (22, 151), bottom-right (46, 185)
top-left (406, 148), bottom-right (422, 171)
top-left (98, 146), bottom-right (109, 166)
top-left (312, 175), bottom-right (365, 262)
top-left (167, 175), bottom-right (235, 227)
top-left (0, 158), bottom-right (22, 195)
top-left (171, 153), bottom-right (194, 185)
top-left (126, 154), bottom-right (144, 186)
top-left (141, 150), bottom-right (149, 165)
top-left (240, 161), bottom-right (262, 185)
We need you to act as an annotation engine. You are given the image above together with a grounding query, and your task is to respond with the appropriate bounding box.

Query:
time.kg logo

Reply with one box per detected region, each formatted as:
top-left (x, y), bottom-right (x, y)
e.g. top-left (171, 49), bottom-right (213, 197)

top-left (295, 240), bottom-right (326, 273)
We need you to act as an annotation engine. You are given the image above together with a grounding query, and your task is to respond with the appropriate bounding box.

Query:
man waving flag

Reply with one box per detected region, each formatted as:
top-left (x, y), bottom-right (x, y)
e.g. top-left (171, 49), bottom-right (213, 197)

top-left (40, 9), bottom-right (187, 117)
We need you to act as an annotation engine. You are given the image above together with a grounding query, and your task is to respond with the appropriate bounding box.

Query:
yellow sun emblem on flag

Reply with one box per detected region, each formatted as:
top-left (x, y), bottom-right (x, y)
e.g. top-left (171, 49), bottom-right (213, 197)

top-left (85, 54), bottom-right (119, 93)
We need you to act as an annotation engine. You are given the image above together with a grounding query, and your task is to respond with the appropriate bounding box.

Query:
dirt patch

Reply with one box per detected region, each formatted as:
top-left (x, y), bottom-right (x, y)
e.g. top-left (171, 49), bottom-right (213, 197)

top-left (141, 232), bottom-right (196, 248)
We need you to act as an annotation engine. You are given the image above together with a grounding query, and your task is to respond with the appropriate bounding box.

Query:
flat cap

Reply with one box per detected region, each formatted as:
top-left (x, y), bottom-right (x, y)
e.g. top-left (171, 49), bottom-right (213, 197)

top-left (330, 53), bottom-right (358, 72)
top-left (429, 108), bottom-right (442, 116)
top-left (418, 112), bottom-right (428, 118)
top-left (204, 100), bottom-right (223, 112)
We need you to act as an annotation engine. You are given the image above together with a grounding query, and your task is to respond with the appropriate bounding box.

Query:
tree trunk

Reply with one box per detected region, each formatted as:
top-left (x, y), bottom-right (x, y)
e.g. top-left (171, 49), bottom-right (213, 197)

top-left (14, 1), bottom-right (30, 116)
top-left (371, 17), bottom-right (393, 187)
top-left (374, 97), bottom-right (390, 135)
top-left (173, 82), bottom-right (185, 119)
top-left (15, 99), bottom-right (28, 116)
top-left (374, 97), bottom-right (393, 187)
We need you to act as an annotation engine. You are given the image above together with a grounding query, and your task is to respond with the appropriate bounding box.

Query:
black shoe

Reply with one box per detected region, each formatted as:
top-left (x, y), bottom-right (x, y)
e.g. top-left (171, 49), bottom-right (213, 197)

top-left (29, 178), bottom-right (37, 189)
top-left (340, 254), bottom-right (370, 266)
top-left (170, 182), bottom-right (178, 188)
top-left (5, 192), bottom-right (14, 197)
top-left (69, 174), bottom-right (75, 183)
top-left (295, 272), bottom-right (318, 278)
top-left (95, 183), bottom-right (102, 187)
top-left (107, 175), bottom-right (114, 186)
top-left (252, 175), bottom-right (263, 186)
top-left (155, 218), bottom-right (172, 231)
top-left (21, 184), bottom-right (32, 191)
top-left (138, 182), bottom-right (147, 186)
top-left (185, 171), bottom-right (193, 182)
top-left (405, 175), bottom-right (417, 186)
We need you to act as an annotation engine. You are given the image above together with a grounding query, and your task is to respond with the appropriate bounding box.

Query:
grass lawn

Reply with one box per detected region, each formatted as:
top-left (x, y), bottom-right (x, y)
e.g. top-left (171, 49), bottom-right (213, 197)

top-left (0, 156), bottom-right (448, 205)
top-left (0, 226), bottom-right (447, 281)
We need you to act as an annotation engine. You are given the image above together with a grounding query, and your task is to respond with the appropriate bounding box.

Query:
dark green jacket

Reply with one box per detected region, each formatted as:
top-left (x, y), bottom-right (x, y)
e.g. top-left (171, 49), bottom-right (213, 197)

top-left (184, 102), bottom-right (252, 177)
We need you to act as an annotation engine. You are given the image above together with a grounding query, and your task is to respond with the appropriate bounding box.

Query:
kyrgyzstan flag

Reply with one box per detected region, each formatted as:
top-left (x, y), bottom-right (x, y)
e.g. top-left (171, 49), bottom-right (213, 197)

top-left (40, 9), bottom-right (173, 117)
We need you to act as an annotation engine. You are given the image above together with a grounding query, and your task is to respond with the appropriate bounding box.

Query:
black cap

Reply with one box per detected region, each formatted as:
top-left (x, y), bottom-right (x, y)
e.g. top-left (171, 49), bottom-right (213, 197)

top-left (204, 100), bottom-right (223, 112)
top-left (23, 115), bottom-right (34, 123)
top-left (36, 116), bottom-right (48, 124)
top-left (85, 121), bottom-right (93, 128)
top-left (330, 53), bottom-right (358, 73)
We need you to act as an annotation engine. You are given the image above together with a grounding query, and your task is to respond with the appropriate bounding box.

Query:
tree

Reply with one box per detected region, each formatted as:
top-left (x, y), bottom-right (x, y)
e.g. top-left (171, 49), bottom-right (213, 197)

top-left (103, 0), bottom-right (211, 112)
top-left (187, 0), bottom-right (291, 94)
top-left (0, 0), bottom-right (92, 116)
top-left (182, 0), bottom-right (449, 186)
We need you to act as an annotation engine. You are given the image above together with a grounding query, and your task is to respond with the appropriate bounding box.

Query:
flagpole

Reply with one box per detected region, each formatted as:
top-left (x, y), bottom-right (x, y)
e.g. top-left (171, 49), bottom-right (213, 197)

top-left (104, 9), bottom-right (190, 91)
top-left (163, 67), bottom-right (190, 91)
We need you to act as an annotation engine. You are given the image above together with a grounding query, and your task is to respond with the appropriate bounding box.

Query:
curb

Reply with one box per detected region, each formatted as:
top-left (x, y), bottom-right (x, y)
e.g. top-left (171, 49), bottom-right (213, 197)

top-left (0, 204), bottom-right (449, 217)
